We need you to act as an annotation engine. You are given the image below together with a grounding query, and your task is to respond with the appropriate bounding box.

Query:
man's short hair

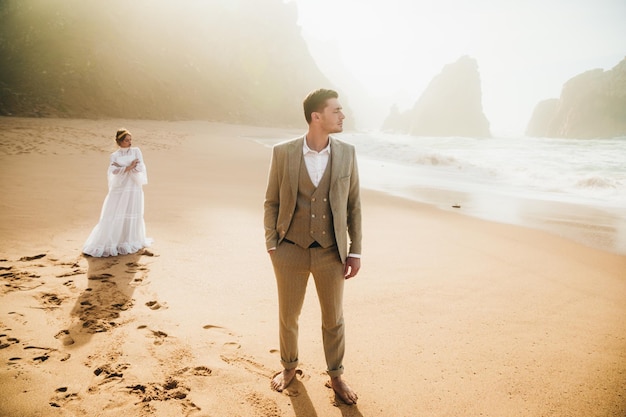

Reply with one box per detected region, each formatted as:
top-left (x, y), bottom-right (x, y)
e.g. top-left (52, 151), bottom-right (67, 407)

top-left (303, 89), bottom-right (339, 124)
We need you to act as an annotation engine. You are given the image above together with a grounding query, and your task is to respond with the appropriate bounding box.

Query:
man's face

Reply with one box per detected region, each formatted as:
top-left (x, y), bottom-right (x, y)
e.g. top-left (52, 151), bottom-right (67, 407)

top-left (317, 98), bottom-right (345, 133)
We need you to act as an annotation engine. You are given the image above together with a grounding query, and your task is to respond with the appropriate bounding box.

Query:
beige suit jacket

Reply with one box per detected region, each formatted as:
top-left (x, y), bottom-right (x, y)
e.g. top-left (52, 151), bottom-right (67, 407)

top-left (264, 136), bottom-right (362, 263)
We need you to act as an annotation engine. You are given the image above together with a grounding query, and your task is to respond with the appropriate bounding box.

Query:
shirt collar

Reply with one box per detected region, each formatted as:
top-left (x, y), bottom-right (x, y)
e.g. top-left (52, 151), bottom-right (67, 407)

top-left (303, 135), bottom-right (331, 155)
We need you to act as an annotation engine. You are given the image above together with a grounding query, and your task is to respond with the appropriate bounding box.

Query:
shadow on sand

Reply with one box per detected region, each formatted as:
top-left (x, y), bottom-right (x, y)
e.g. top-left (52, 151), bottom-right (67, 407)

top-left (287, 376), bottom-right (365, 417)
top-left (63, 252), bottom-right (144, 347)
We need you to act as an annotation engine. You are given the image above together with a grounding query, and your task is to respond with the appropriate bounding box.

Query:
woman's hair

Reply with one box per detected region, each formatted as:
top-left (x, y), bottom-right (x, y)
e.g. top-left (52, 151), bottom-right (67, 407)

top-left (303, 89), bottom-right (338, 124)
top-left (115, 128), bottom-right (130, 145)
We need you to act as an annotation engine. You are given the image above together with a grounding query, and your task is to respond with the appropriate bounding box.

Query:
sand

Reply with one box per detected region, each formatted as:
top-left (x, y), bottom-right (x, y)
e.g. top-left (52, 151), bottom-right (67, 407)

top-left (0, 116), bottom-right (624, 417)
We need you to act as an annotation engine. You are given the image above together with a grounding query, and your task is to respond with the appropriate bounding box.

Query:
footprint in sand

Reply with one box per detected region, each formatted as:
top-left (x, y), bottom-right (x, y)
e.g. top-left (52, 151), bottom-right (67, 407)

top-left (61, 279), bottom-right (80, 291)
top-left (0, 333), bottom-right (20, 350)
top-left (245, 391), bottom-right (282, 416)
top-left (54, 330), bottom-right (75, 346)
top-left (39, 292), bottom-right (66, 309)
top-left (93, 363), bottom-right (129, 378)
top-left (220, 341), bottom-right (241, 360)
top-left (57, 268), bottom-right (85, 278)
top-left (204, 325), bottom-right (270, 375)
top-left (125, 264), bottom-right (138, 274)
top-left (104, 259), bottom-right (120, 268)
top-left (23, 345), bottom-right (71, 363)
top-left (137, 325), bottom-right (168, 345)
top-left (220, 342), bottom-right (274, 378)
top-left (0, 267), bottom-right (43, 293)
top-left (202, 324), bottom-right (237, 337)
top-left (175, 365), bottom-right (214, 377)
top-left (191, 366), bottom-right (213, 376)
top-left (129, 277), bottom-right (146, 287)
top-left (151, 330), bottom-right (168, 345)
top-left (123, 261), bottom-right (151, 286)
top-left (87, 273), bottom-right (113, 280)
top-left (125, 261), bottom-right (148, 270)
top-left (49, 386), bottom-right (80, 408)
top-left (202, 324), bottom-right (224, 330)
top-left (126, 377), bottom-right (197, 412)
top-left (145, 300), bottom-right (167, 310)
top-left (19, 254), bottom-right (46, 262)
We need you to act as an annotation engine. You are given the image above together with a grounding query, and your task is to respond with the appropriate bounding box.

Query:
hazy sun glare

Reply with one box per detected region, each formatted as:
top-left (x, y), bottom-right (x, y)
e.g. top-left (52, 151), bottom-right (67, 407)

top-left (288, 0), bottom-right (626, 135)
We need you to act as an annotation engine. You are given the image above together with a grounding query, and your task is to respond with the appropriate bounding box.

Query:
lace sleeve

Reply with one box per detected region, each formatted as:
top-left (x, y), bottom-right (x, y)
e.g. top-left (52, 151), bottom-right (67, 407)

top-left (107, 152), bottom-right (125, 189)
top-left (132, 148), bottom-right (148, 185)
top-left (106, 148), bottom-right (148, 188)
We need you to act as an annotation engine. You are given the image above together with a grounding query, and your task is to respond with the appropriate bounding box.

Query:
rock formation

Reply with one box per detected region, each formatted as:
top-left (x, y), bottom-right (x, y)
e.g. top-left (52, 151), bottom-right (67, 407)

top-left (0, 0), bottom-right (351, 128)
top-left (526, 57), bottom-right (626, 138)
top-left (382, 56), bottom-right (491, 137)
top-left (525, 99), bottom-right (560, 138)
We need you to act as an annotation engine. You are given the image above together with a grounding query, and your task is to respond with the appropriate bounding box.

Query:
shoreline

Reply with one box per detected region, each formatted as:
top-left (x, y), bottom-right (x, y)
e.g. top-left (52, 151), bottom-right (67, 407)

top-left (1, 117), bottom-right (625, 417)
top-left (360, 178), bottom-right (626, 256)
top-left (354, 147), bottom-right (626, 256)
top-left (251, 134), bottom-right (626, 256)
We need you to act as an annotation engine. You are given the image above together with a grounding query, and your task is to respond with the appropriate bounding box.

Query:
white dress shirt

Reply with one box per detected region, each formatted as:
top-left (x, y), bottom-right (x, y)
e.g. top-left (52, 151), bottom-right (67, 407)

top-left (303, 136), bottom-right (331, 187)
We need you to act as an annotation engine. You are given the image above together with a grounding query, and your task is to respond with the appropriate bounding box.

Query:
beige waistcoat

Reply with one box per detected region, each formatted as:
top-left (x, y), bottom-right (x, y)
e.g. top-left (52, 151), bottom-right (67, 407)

top-left (284, 153), bottom-right (336, 248)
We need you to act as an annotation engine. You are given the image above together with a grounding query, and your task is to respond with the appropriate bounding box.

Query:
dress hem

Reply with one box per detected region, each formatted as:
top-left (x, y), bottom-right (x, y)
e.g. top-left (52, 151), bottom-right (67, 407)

top-left (82, 239), bottom-right (153, 258)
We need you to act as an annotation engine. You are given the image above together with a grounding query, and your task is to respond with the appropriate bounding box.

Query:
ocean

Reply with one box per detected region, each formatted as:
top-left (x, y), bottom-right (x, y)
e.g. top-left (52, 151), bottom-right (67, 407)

top-left (254, 132), bottom-right (626, 255)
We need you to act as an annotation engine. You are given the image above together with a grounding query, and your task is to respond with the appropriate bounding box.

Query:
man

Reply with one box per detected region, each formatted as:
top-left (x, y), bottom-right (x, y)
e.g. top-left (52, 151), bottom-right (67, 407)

top-left (264, 88), bottom-right (362, 405)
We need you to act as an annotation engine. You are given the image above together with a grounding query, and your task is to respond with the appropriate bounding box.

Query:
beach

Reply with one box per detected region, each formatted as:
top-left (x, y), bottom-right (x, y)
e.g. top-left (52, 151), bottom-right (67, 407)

top-left (1, 117), bottom-right (625, 416)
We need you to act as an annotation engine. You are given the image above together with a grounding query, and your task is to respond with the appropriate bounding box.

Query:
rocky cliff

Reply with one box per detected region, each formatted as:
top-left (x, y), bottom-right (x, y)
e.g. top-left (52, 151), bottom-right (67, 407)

top-left (382, 56), bottom-right (491, 137)
top-left (526, 57), bottom-right (626, 138)
top-left (0, 0), bottom-right (348, 128)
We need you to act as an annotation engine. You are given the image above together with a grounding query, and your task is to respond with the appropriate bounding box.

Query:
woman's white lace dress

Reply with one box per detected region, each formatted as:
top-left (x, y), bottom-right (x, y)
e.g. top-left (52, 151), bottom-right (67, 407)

top-left (83, 147), bottom-right (152, 257)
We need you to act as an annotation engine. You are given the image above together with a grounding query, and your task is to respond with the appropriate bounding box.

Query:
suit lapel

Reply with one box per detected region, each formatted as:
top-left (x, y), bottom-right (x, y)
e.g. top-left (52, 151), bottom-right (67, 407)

top-left (330, 136), bottom-right (344, 188)
top-left (288, 137), bottom-right (304, 203)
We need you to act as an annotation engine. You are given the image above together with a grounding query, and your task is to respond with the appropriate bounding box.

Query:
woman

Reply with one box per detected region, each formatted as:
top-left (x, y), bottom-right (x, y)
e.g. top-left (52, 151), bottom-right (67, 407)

top-left (83, 128), bottom-right (152, 257)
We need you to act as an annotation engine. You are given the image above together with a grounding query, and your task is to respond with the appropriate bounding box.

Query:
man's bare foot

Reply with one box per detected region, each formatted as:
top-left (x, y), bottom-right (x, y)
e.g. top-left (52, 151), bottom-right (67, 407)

top-left (330, 376), bottom-right (358, 405)
top-left (270, 368), bottom-right (297, 392)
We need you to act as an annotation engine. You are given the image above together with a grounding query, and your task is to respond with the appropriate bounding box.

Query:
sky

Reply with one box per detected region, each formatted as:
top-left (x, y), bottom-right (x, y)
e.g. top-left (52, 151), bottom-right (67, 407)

top-left (287, 0), bottom-right (626, 135)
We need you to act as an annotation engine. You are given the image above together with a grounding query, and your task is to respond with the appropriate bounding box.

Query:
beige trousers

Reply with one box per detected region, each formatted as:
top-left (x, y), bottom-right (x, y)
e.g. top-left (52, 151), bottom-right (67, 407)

top-left (271, 240), bottom-right (346, 378)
